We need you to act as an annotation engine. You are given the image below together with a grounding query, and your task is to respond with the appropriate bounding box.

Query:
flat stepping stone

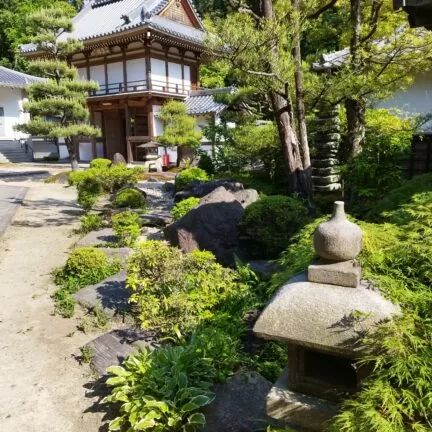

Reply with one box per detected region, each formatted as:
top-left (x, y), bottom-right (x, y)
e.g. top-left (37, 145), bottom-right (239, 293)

top-left (85, 327), bottom-right (159, 376)
top-left (140, 212), bottom-right (173, 227)
top-left (73, 270), bottom-right (130, 317)
top-left (98, 247), bottom-right (132, 263)
top-left (76, 228), bottom-right (118, 247)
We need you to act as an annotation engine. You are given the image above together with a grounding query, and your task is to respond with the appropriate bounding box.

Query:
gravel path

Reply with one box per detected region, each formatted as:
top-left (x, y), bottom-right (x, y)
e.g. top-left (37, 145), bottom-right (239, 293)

top-left (0, 181), bottom-right (104, 431)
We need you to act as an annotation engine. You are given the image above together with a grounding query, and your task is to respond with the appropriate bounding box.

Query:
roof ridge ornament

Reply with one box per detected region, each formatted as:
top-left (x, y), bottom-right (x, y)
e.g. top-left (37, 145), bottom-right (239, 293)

top-left (140, 7), bottom-right (152, 23)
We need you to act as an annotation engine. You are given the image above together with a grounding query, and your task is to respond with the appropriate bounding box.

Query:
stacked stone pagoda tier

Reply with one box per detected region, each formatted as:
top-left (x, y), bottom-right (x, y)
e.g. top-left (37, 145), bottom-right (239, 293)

top-left (312, 105), bottom-right (342, 193)
top-left (253, 202), bottom-right (400, 431)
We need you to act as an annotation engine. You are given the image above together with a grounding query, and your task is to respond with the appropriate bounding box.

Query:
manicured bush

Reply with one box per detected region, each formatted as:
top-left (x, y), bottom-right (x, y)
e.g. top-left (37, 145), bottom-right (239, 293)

top-left (53, 247), bottom-right (121, 317)
top-left (80, 213), bottom-right (103, 233)
top-left (104, 342), bottom-right (216, 432)
top-left (175, 167), bottom-right (209, 191)
top-left (113, 188), bottom-right (146, 209)
top-left (68, 170), bottom-right (91, 186)
top-left (112, 210), bottom-right (141, 246)
top-left (127, 241), bottom-right (245, 335)
top-left (77, 177), bottom-right (102, 211)
top-left (239, 195), bottom-right (309, 259)
top-left (95, 163), bottom-right (143, 193)
top-left (90, 158), bottom-right (112, 169)
top-left (171, 197), bottom-right (200, 221)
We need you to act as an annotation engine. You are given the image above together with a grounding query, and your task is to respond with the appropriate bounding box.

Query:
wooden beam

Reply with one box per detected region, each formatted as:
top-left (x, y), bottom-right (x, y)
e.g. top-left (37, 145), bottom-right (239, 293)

top-left (104, 57), bottom-right (108, 94)
top-left (122, 45), bottom-right (128, 92)
top-left (125, 104), bottom-right (133, 163)
top-left (147, 98), bottom-right (154, 139)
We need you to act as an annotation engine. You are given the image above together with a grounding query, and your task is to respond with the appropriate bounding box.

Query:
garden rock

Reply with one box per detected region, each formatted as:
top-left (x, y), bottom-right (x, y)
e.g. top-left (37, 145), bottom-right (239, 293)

top-left (112, 153), bottom-right (126, 165)
top-left (76, 228), bottom-right (118, 248)
top-left (164, 187), bottom-right (244, 266)
top-left (202, 372), bottom-right (284, 432)
top-left (73, 270), bottom-right (130, 318)
top-left (140, 211), bottom-right (173, 227)
top-left (174, 179), bottom-right (244, 202)
top-left (84, 327), bottom-right (159, 376)
top-left (98, 247), bottom-right (133, 264)
top-left (232, 189), bottom-right (259, 208)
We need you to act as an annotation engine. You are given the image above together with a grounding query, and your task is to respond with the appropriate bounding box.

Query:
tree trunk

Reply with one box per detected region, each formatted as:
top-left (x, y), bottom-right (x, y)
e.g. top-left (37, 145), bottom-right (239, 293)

top-left (65, 137), bottom-right (79, 171)
top-left (262, 0), bottom-right (312, 199)
top-left (345, 98), bottom-right (365, 159)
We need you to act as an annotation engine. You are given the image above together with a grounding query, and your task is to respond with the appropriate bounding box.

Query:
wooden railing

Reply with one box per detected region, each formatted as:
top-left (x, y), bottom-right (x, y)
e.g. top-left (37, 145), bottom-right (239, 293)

top-left (89, 78), bottom-right (191, 97)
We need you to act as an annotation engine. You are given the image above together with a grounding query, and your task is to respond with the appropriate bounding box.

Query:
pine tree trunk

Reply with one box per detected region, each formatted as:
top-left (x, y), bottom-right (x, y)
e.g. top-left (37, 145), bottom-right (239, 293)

top-left (345, 98), bottom-right (365, 159)
top-left (65, 137), bottom-right (79, 171)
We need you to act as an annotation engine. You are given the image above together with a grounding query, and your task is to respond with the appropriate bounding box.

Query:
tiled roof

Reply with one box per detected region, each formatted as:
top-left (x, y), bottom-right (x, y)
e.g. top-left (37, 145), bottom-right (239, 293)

top-left (21, 0), bottom-right (205, 53)
top-left (312, 48), bottom-right (350, 71)
top-left (186, 87), bottom-right (234, 115)
top-left (0, 66), bottom-right (45, 89)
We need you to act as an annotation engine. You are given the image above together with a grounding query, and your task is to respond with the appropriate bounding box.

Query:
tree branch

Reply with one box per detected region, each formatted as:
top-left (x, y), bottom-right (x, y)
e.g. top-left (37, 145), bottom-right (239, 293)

top-left (307, 0), bottom-right (338, 20)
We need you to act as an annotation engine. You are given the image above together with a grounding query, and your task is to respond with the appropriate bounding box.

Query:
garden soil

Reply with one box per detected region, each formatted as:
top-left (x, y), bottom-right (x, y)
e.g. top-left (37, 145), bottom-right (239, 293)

top-left (0, 181), bottom-right (105, 431)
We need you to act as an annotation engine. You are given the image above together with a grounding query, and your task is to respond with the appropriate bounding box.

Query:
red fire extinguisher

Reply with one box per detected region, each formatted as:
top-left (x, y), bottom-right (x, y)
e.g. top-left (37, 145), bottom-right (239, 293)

top-left (162, 153), bottom-right (170, 167)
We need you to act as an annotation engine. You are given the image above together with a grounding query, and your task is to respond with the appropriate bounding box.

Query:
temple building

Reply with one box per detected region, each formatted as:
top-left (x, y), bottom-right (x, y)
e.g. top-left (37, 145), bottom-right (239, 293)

top-left (21, 0), bottom-right (222, 164)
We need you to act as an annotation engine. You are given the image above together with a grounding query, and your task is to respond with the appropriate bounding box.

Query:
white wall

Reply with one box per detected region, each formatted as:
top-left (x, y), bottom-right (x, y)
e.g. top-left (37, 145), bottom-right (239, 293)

top-left (184, 65), bottom-right (191, 93)
top-left (152, 105), bottom-right (164, 137)
top-left (376, 71), bottom-right (432, 130)
top-left (0, 87), bottom-right (29, 140)
top-left (89, 65), bottom-right (106, 92)
top-left (168, 62), bottom-right (182, 93)
top-left (107, 62), bottom-right (124, 93)
top-left (77, 67), bottom-right (87, 80)
top-left (127, 59), bottom-right (146, 91)
top-left (151, 58), bottom-right (166, 91)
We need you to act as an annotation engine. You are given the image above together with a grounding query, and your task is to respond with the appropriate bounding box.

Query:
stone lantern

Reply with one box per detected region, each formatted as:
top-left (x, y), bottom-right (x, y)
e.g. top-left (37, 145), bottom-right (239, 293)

top-left (253, 202), bottom-right (400, 431)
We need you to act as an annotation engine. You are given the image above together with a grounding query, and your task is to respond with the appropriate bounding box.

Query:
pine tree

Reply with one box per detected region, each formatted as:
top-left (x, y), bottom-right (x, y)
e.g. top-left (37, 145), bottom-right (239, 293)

top-left (16, 6), bottom-right (100, 170)
top-left (157, 101), bottom-right (202, 166)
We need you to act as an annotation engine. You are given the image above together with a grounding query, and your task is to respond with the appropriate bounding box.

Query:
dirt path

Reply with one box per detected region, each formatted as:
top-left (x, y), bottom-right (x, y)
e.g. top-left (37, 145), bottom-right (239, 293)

top-left (0, 181), bottom-right (104, 431)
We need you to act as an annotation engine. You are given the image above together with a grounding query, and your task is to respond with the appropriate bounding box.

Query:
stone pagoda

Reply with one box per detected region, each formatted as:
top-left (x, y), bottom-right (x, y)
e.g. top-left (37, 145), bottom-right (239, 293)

top-left (253, 201), bottom-right (400, 431)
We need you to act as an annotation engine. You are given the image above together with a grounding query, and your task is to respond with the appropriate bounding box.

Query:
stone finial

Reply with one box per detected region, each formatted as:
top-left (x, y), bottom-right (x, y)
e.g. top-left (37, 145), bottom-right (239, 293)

top-left (314, 201), bottom-right (362, 262)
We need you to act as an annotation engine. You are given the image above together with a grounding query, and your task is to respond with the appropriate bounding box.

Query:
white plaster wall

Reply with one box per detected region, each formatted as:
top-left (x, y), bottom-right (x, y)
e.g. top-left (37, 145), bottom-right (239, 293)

top-left (0, 87), bottom-right (28, 140)
top-left (184, 65), bottom-right (191, 93)
top-left (107, 62), bottom-right (124, 93)
top-left (90, 65), bottom-right (106, 88)
top-left (151, 58), bottom-right (166, 91)
top-left (376, 71), bottom-right (432, 130)
top-left (152, 105), bottom-right (164, 137)
top-left (127, 59), bottom-right (146, 90)
top-left (168, 62), bottom-right (182, 94)
top-left (77, 67), bottom-right (87, 80)
top-left (79, 142), bottom-right (93, 161)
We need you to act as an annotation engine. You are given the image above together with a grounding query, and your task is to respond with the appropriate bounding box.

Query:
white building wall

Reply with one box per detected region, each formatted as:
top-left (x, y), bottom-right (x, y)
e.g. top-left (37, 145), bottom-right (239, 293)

top-left (89, 65), bottom-right (106, 88)
top-left (0, 87), bottom-right (28, 140)
top-left (77, 67), bottom-right (87, 80)
top-left (376, 71), bottom-right (432, 130)
top-left (107, 62), bottom-right (124, 93)
top-left (184, 65), bottom-right (191, 93)
top-left (127, 58), bottom-right (146, 91)
top-left (168, 62), bottom-right (182, 94)
top-left (151, 58), bottom-right (166, 91)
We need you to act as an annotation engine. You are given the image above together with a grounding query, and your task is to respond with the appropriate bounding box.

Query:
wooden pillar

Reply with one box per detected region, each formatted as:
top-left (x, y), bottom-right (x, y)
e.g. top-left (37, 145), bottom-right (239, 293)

top-left (104, 57), bottom-right (108, 94)
top-left (181, 57), bottom-right (185, 94)
top-left (90, 110), bottom-right (96, 159)
top-left (125, 104), bottom-right (133, 163)
top-left (145, 55), bottom-right (151, 91)
top-left (147, 99), bottom-right (154, 139)
top-left (122, 45), bottom-right (127, 92)
top-left (165, 55), bottom-right (169, 92)
top-left (85, 52), bottom-right (91, 80)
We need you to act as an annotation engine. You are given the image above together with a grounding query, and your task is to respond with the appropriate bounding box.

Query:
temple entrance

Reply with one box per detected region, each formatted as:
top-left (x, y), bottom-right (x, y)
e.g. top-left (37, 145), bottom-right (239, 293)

top-left (104, 109), bottom-right (126, 160)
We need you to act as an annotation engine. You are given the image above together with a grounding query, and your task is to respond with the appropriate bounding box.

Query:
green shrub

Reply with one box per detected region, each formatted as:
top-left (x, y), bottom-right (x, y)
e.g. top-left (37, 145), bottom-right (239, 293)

top-left (80, 214), bottom-right (103, 233)
top-left (239, 195), bottom-right (309, 259)
top-left (53, 247), bottom-right (121, 317)
top-left (127, 241), bottom-right (246, 335)
top-left (77, 177), bottom-right (102, 211)
top-left (112, 210), bottom-right (141, 246)
top-left (175, 167), bottom-right (209, 191)
top-left (68, 170), bottom-right (91, 186)
top-left (113, 188), bottom-right (146, 209)
top-left (90, 158), bottom-right (112, 169)
top-left (171, 197), bottom-right (200, 221)
top-left (103, 342), bottom-right (216, 432)
top-left (95, 163), bottom-right (143, 193)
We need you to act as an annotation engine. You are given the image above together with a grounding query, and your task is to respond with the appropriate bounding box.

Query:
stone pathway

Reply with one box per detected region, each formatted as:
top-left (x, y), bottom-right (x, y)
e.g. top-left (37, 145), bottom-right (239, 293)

top-left (0, 185), bottom-right (28, 236)
top-left (0, 181), bottom-right (104, 432)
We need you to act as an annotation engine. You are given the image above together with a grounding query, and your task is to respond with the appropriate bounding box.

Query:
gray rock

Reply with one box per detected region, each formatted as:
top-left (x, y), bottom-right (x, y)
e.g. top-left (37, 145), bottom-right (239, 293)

top-left (203, 372), bottom-right (284, 432)
top-left (164, 187), bottom-right (244, 266)
top-left (97, 247), bottom-right (132, 264)
top-left (84, 327), bottom-right (159, 376)
top-left (253, 272), bottom-right (400, 357)
top-left (174, 179), bottom-right (244, 202)
top-left (308, 259), bottom-right (361, 288)
top-left (112, 153), bottom-right (126, 165)
top-left (140, 212), bottom-right (173, 227)
top-left (232, 189), bottom-right (259, 208)
top-left (73, 270), bottom-right (130, 318)
top-left (311, 175), bottom-right (341, 186)
top-left (267, 368), bottom-right (338, 431)
top-left (76, 228), bottom-right (118, 248)
top-left (314, 202), bottom-right (362, 261)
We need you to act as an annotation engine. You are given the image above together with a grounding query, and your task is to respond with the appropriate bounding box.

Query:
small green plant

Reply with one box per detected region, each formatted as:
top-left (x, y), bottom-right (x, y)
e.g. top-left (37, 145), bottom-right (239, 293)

top-left (175, 167), bottom-right (209, 191)
top-left (112, 210), bottom-right (141, 246)
top-left (68, 170), bottom-right (91, 186)
top-left (113, 188), bottom-right (146, 210)
top-left (239, 195), bottom-right (309, 259)
top-left (79, 346), bottom-right (94, 364)
top-left (80, 214), bottom-right (103, 233)
top-left (171, 197), bottom-right (200, 221)
top-left (77, 177), bottom-right (102, 212)
top-left (90, 158), bottom-right (112, 169)
top-left (103, 342), bottom-right (216, 432)
top-left (53, 247), bottom-right (121, 317)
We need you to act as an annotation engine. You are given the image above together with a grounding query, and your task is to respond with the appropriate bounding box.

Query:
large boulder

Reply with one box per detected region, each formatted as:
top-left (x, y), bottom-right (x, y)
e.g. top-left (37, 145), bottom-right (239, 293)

top-left (174, 179), bottom-right (244, 202)
top-left (164, 187), bottom-right (244, 266)
top-left (112, 153), bottom-right (126, 165)
top-left (232, 189), bottom-right (260, 208)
